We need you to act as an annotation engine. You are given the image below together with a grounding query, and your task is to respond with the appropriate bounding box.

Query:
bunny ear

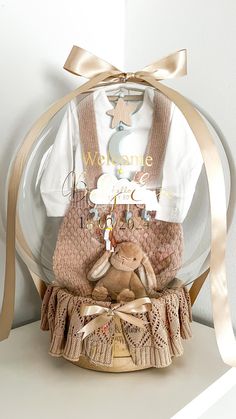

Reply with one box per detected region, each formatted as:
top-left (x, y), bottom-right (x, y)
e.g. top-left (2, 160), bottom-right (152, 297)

top-left (137, 254), bottom-right (156, 291)
top-left (87, 251), bottom-right (111, 282)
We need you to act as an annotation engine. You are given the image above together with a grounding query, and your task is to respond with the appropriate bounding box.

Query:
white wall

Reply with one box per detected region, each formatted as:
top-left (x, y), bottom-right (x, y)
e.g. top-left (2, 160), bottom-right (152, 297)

top-left (0, 0), bottom-right (235, 330)
top-left (125, 0), bottom-right (236, 329)
top-left (0, 0), bottom-right (125, 327)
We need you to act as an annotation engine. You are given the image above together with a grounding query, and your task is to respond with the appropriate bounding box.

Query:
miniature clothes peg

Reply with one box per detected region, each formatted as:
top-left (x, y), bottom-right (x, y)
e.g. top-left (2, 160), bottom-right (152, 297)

top-left (104, 215), bottom-right (115, 252)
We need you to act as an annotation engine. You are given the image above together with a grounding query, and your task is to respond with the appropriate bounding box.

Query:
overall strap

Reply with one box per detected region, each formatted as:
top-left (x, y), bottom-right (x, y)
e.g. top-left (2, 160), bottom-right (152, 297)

top-left (77, 93), bottom-right (102, 189)
top-left (145, 90), bottom-right (172, 188)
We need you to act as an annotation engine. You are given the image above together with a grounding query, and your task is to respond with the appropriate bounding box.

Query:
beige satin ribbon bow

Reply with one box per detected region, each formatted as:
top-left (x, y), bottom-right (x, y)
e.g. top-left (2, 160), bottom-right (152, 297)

top-left (1, 45), bottom-right (236, 368)
top-left (78, 297), bottom-right (152, 340)
top-left (64, 45), bottom-right (187, 82)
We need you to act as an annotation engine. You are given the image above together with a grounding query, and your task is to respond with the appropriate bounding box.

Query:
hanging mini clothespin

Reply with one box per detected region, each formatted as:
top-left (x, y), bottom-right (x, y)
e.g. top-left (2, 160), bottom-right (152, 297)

top-left (110, 193), bottom-right (118, 225)
top-left (141, 207), bottom-right (151, 222)
top-left (125, 204), bottom-right (133, 223)
top-left (89, 204), bottom-right (99, 220)
top-left (103, 194), bottom-right (118, 252)
top-left (104, 215), bottom-right (115, 252)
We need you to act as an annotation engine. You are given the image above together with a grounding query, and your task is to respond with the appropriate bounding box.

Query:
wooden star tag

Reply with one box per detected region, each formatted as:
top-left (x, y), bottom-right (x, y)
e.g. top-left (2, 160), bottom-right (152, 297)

top-left (106, 97), bottom-right (137, 128)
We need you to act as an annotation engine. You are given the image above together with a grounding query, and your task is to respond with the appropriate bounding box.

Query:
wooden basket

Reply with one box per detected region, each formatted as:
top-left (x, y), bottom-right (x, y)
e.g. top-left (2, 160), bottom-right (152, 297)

top-left (74, 319), bottom-right (151, 372)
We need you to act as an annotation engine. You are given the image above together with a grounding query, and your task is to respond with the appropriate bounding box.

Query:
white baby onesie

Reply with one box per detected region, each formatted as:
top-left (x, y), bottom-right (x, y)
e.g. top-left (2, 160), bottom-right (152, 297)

top-left (39, 86), bottom-right (203, 222)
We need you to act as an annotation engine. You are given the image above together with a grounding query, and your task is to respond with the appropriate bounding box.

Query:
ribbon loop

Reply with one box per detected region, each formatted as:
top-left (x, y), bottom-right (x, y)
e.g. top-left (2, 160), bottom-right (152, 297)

top-left (63, 45), bottom-right (121, 78)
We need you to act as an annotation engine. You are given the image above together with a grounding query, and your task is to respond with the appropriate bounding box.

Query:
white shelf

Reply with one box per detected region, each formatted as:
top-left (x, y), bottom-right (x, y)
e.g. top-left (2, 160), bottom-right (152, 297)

top-left (0, 321), bottom-right (233, 419)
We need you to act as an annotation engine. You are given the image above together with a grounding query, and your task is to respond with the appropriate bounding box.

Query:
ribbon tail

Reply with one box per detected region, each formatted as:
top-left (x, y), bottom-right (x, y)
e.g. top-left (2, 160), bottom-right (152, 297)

top-left (78, 314), bottom-right (111, 340)
top-left (0, 68), bottom-right (115, 343)
top-left (138, 73), bottom-right (236, 367)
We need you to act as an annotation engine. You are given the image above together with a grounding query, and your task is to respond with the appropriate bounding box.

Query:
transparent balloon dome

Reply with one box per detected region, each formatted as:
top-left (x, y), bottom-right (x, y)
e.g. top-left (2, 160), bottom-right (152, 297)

top-left (10, 83), bottom-right (230, 287)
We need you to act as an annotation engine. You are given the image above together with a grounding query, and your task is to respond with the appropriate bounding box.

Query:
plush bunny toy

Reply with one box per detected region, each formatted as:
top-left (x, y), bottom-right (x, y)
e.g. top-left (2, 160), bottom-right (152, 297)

top-left (88, 241), bottom-right (156, 302)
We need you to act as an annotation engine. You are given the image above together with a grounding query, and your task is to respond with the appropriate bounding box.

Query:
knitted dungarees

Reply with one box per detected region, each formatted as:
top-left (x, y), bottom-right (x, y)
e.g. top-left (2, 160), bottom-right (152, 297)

top-left (41, 90), bottom-right (192, 368)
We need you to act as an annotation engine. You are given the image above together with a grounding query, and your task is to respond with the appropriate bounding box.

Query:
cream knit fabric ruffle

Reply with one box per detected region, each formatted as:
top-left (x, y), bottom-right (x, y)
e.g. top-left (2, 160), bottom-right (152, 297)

top-left (41, 284), bottom-right (192, 368)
